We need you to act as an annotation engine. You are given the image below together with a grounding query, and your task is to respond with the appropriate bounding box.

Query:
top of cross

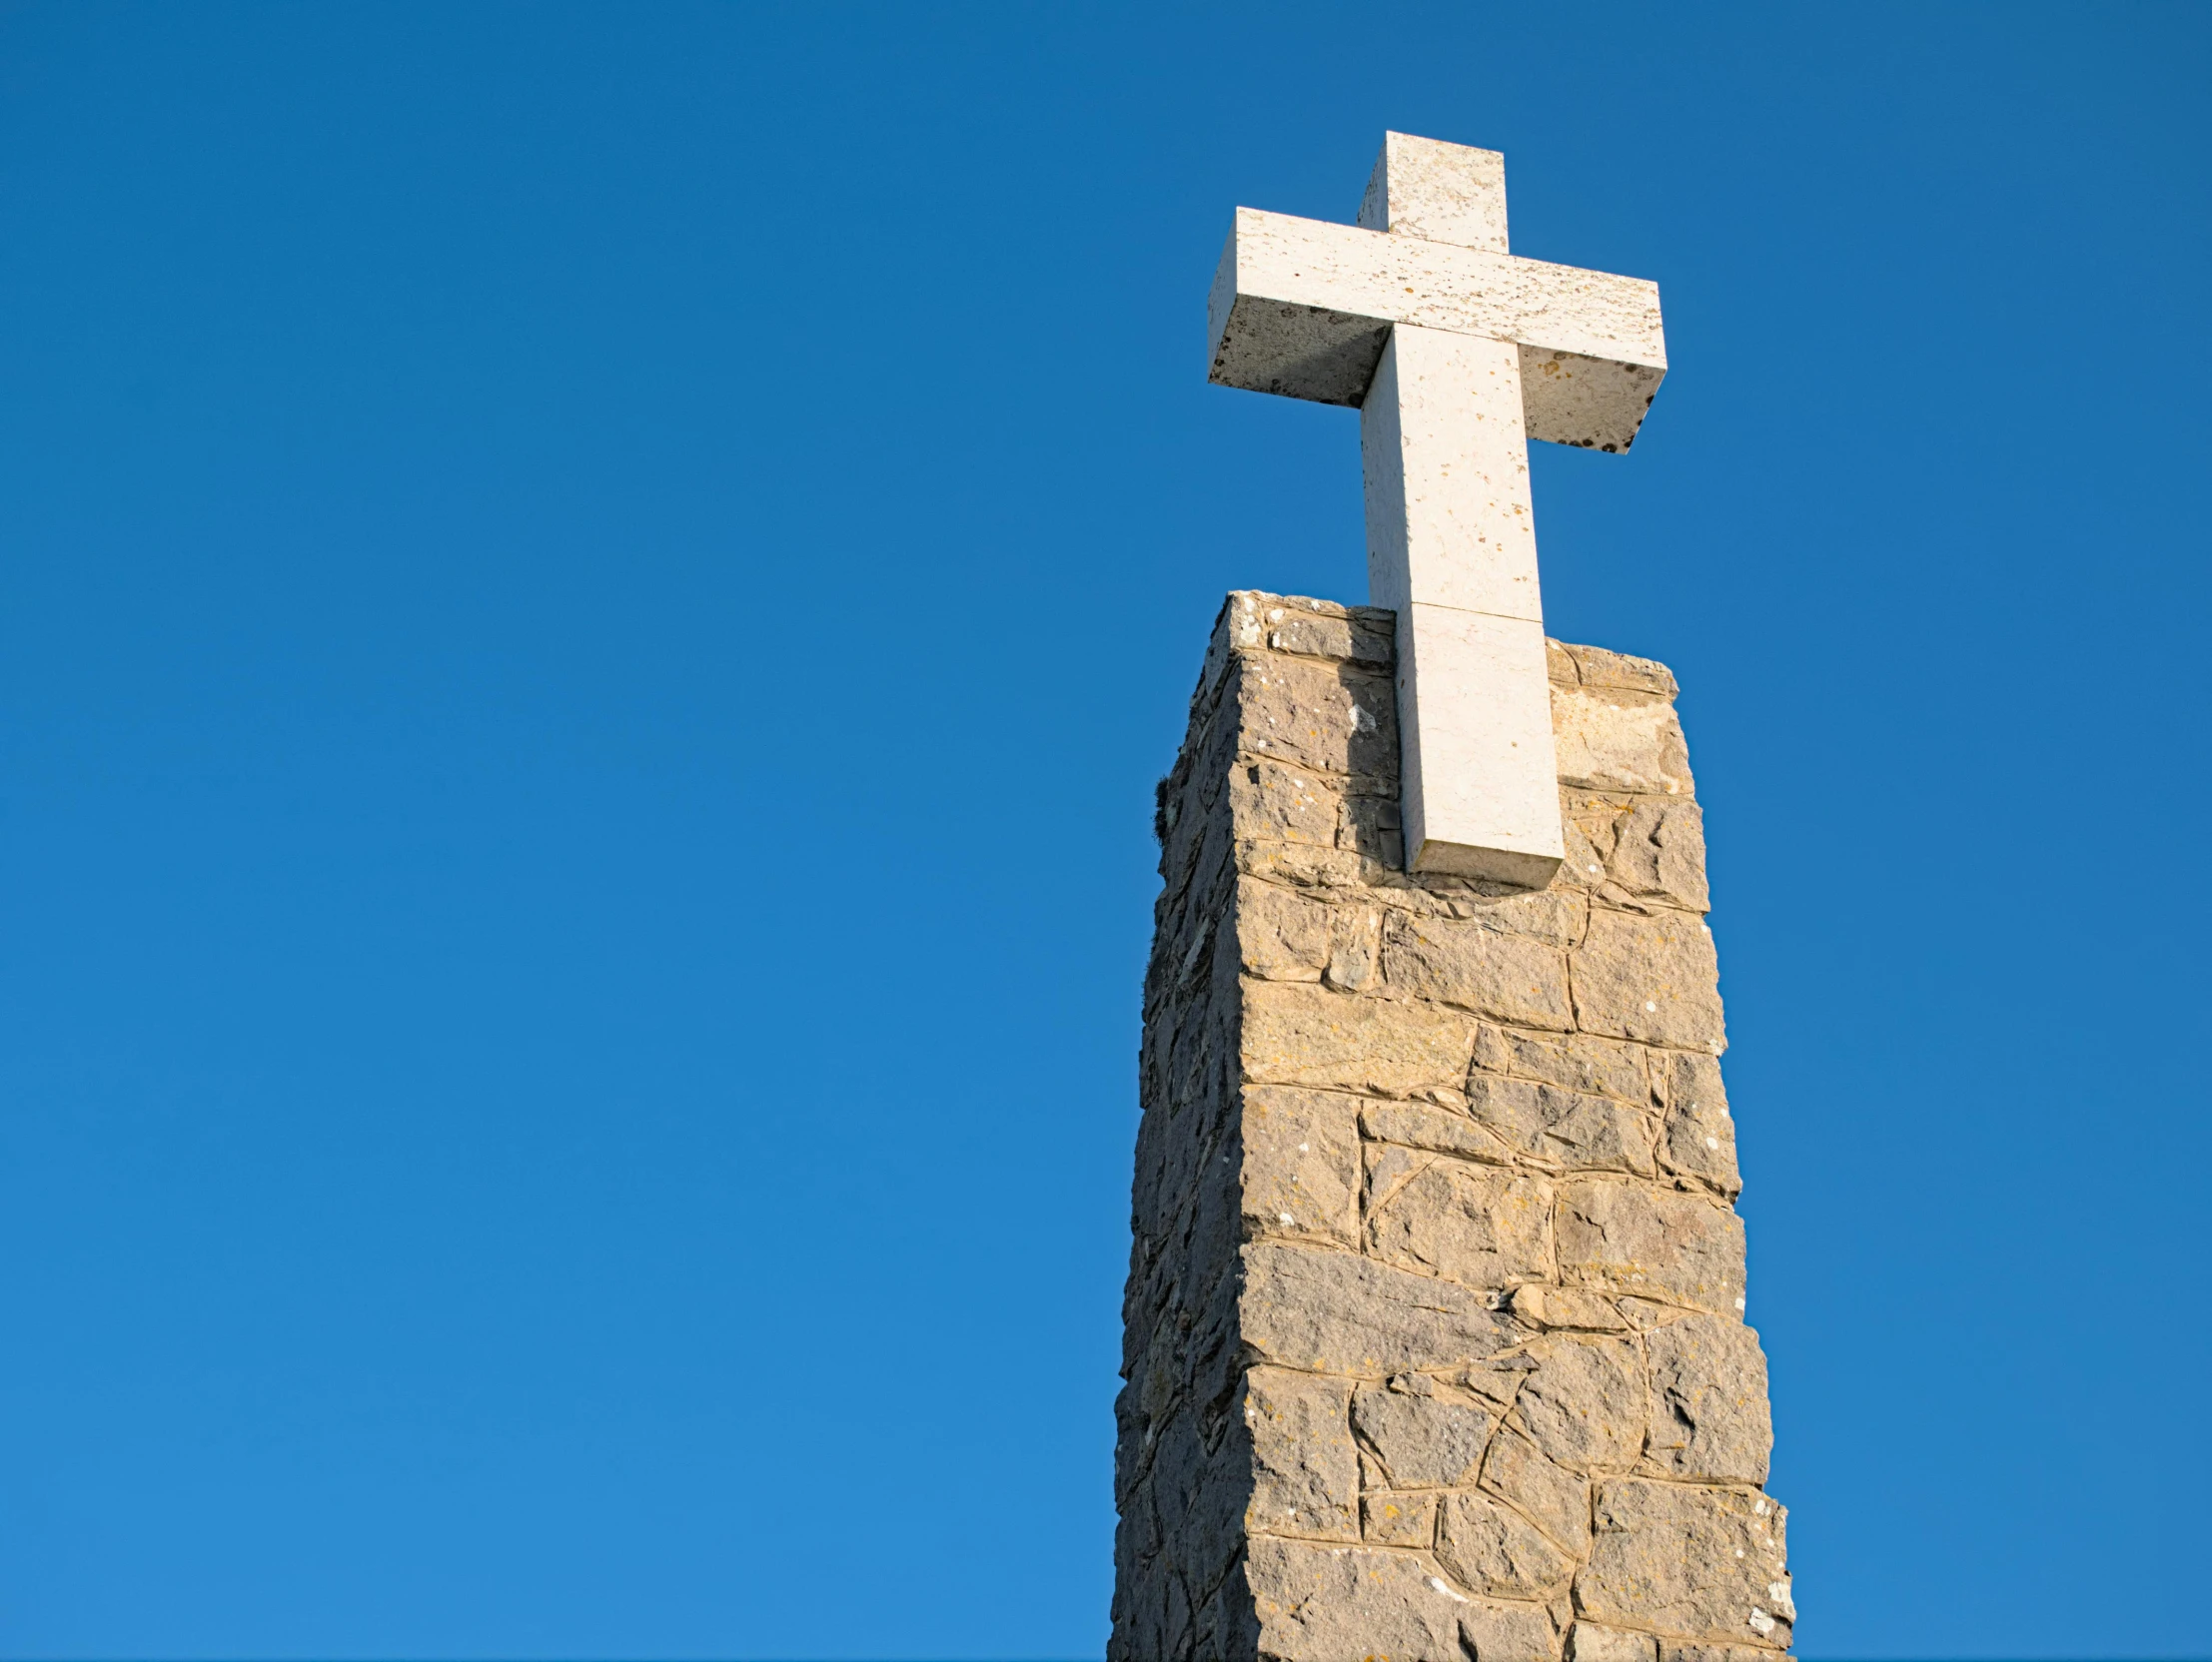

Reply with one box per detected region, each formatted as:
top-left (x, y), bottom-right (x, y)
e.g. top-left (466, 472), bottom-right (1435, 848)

top-left (1358, 131), bottom-right (1511, 252)
top-left (1206, 133), bottom-right (1665, 451)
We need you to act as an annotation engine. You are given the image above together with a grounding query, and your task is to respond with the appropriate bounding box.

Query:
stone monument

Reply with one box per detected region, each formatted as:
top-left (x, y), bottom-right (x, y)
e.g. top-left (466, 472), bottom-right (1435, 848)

top-left (1110, 137), bottom-right (1790, 1662)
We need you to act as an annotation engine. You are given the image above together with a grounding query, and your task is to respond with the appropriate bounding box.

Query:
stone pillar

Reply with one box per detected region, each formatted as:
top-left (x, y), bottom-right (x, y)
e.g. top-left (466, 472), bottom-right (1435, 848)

top-left (1111, 592), bottom-right (1790, 1662)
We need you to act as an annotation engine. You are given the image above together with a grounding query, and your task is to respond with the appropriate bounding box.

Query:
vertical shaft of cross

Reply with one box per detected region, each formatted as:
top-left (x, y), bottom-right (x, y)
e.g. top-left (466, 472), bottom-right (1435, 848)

top-left (1362, 337), bottom-right (1562, 888)
top-left (1357, 140), bottom-right (1563, 887)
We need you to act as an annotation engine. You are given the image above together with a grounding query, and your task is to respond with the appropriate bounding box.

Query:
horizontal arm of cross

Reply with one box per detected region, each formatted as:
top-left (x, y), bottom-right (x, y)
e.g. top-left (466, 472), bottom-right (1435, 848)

top-left (1207, 207), bottom-right (1666, 451)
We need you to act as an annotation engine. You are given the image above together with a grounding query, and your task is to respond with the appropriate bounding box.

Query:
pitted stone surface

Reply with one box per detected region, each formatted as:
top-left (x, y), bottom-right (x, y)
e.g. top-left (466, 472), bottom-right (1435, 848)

top-left (1573, 1623), bottom-right (1662, 1662)
top-left (1483, 1422), bottom-right (1594, 1557)
top-left (1243, 1367), bottom-right (1361, 1542)
top-left (1579, 1481), bottom-right (1792, 1648)
top-left (1368, 1155), bottom-right (1556, 1289)
top-left (1352, 1377), bottom-right (1497, 1489)
top-left (1555, 1180), bottom-right (1747, 1315)
top-left (1112, 593), bottom-right (1787, 1662)
top-left (1437, 1488), bottom-right (1578, 1598)
top-left (1641, 1313), bottom-right (1773, 1485)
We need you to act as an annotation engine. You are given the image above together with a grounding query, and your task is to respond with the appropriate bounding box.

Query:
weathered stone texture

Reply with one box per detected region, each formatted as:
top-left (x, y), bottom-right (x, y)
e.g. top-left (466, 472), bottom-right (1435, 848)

top-left (1113, 593), bottom-right (1786, 1662)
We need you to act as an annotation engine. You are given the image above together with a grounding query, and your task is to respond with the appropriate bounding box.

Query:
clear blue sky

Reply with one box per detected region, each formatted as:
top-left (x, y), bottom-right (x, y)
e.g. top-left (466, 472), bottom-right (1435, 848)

top-left (0, 3), bottom-right (2205, 1658)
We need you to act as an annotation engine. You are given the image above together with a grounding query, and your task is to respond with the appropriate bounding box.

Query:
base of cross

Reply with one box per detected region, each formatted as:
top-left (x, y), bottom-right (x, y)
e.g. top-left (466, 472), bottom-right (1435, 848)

top-left (1394, 600), bottom-right (1568, 890)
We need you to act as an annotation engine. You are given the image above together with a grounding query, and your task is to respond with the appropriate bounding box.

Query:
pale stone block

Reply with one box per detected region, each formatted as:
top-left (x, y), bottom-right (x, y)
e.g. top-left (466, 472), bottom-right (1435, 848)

top-left (1357, 130), bottom-right (1510, 252)
top-left (1234, 877), bottom-right (1332, 981)
top-left (1397, 603), bottom-right (1567, 887)
top-left (1239, 1242), bottom-right (1511, 1375)
top-left (1552, 685), bottom-right (1693, 797)
top-left (1458, 1598), bottom-right (1567, 1662)
top-left (1566, 643), bottom-right (1677, 698)
top-left (1362, 1142), bottom-right (1425, 1212)
top-left (1235, 650), bottom-right (1395, 779)
top-left (1514, 1333), bottom-right (1648, 1472)
top-left (1381, 911), bottom-right (1573, 1031)
top-left (1243, 1366), bottom-right (1360, 1542)
top-left (1368, 1157), bottom-right (1556, 1290)
top-left (1352, 1376), bottom-right (1497, 1487)
top-left (1480, 1423), bottom-right (1592, 1555)
top-left (1356, 338), bottom-right (1566, 888)
top-left (1547, 637), bottom-right (1582, 686)
top-left (1570, 1622), bottom-right (1660, 1662)
top-left (1457, 1354), bottom-right (1539, 1413)
top-left (1510, 1284), bottom-right (1630, 1332)
top-left (1556, 1180), bottom-right (1747, 1316)
top-left (1445, 886), bottom-right (1589, 950)
top-left (1261, 607), bottom-right (1395, 667)
top-left (1208, 208), bottom-right (1666, 448)
top-left (1363, 326), bottom-right (1542, 624)
top-left (1606, 799), bottom-right (1709, 913)
top-left (1359, 1098), bottom-right (1517, 1166)
top-left (1361, 1488), bottom-right (1438, 1546)
top-left (1642, 1312), bottom-right (1772, 1484)
top-left (1243, 979), bottom-right (1476, 1098)
top-left (1237, 837), bottom-right (1364, 892)
top-left (1655, 1051), bottom-right (1740, 1198)
top-left (1558, 809), bottom-right (1616, 896)
top-left (1242, 1086), bottom-right (1361, 1247)
top-left (1572, 909), bottom-right (1725, 1053)
top-left (1482, 1025), bottom-right (1651, 1105)
top-left (1226, 757), bottom-right (1342, 848)
top-left (1465, 1074), bottom-right (1657, 1176)
top-left (1245, 1536), bottom-right (1474, 1662)
top-left (1321, 904), bottom-right (1383, 992)
top-left (1578, 1480), bottom-right (1792, 1648)
top-left (1437, 1489), bottom-right (1578, 1599)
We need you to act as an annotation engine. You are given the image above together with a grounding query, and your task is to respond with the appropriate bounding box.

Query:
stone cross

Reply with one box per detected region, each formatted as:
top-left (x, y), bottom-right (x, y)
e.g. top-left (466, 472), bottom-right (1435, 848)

top-left (1207, 132), bottom-right (1667, 889)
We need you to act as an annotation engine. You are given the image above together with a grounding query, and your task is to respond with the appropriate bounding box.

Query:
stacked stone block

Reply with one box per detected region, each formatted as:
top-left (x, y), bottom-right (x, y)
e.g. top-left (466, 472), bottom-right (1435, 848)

top-left (1111, 592), bottom-right (1789, 1662)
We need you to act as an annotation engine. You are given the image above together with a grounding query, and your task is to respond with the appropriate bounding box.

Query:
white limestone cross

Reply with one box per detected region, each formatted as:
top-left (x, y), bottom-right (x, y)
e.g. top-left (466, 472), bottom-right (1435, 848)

top-left (1207, 133), bottom-right (1667, 889)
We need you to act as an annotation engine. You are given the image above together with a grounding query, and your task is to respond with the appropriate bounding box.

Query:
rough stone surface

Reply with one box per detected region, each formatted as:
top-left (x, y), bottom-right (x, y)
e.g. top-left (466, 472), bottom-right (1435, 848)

top-left (1353, 1377), bottom-right (1497, 1488)
top-left (1555, 1181), bottom-right (1746, 1315)
top-left (1368, 1157), bottom-right (1556, 1289)
top-left (1573, 1623), bottom-right (1661, 1662)
top-left (1383, 912), bottom-right (1575, 1031)
top-left (1245, 1537), bottom-right (1473, 1662)
top-left (1243, 1087), bottom-right (1363, 1247)
top-left (1244, 1366), bottom-right (1360, 1542)
top-left (1579, 1481), bottom-right (1792, 1649)
top-left (1655, 1052), bottom-right (1740, 1199)
top-left (1241, 1241), bottom-right (1513, 1376)
top-left (1112, 593), bottom-right (1788, 1661)
top-left (1364, 1489), bottom-right (1439, 1547)
top-left (1247, 979), bottom-right (1477, 1098)
top-left (1572, 911), bottom-right (1723, 1052)
top-left (1481, 1423), bottom-right (1593, 1557)
top-left (1436, 1489), bottom-right (1578, 1597)
top-left (1642, 1314), bottom-right (1772, 1484)
top-left (1516, 1335), bottom-right (1648, 1472)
